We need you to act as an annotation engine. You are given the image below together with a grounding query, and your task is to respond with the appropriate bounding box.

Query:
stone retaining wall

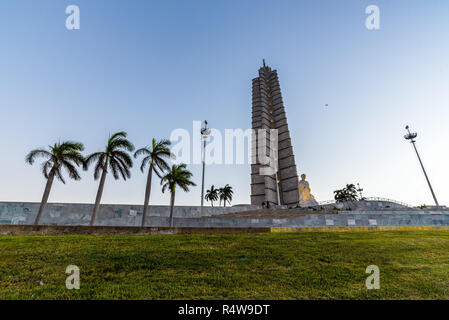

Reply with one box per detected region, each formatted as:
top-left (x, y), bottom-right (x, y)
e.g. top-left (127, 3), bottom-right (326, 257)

top-left (2, 202), bottom-right (448, 229)
top-left (0, 202), bottom-right (257, 226)
top-left (148, 211), bottom-right (449, 228)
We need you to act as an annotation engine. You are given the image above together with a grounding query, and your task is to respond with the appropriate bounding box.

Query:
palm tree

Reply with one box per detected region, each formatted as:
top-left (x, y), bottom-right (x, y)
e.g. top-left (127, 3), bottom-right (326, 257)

top-left (344, 184), bottom-right (359, 201)
top-left (333, 188), bottom-right (346, 203)
top-left (25, 141), bottom-right (85, 225)
top-left (84, 131), bottom-right (134, 226)
top-left (134, 138), bottom-right (171, 227)
top-left (205, 185), bottom-right (219, 207)
top-left (333, 183), bottom-right (359, 203)
top-left (160, 163), bottom-right (196, 227)
top-left (219, 184), bottom-right (233, 207)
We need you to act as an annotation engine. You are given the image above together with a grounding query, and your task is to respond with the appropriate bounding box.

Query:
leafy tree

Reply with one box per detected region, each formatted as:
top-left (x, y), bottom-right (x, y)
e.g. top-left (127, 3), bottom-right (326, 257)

top-left (344, 184), bottom-right (358, 201)
top-left (219, 184), bottom-right (233, 207)
top-left (160, 163), bottom-right (196, 227)
top-left (333, 189), bottom-right (346, 203)
top-left (334, 183), bottom-right (359, 203)
top-left (84, 132), bottom-right (134, 226)
top-left (134, 138), bottom-right (171, 227)
top-left (205, 185), bottom-right (219, 207)
top-left (26, 141), bottom-right (85, 225)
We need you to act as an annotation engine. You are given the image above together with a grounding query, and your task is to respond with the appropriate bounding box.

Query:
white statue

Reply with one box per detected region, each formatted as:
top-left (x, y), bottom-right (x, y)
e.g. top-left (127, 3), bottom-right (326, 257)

top-left (298, 174), bottom-right (318, 207)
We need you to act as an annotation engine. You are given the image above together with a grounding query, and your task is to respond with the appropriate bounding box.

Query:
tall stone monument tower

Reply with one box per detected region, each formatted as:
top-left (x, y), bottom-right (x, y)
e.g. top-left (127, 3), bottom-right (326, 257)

top-left (251, 61), bottom-right (300, 206)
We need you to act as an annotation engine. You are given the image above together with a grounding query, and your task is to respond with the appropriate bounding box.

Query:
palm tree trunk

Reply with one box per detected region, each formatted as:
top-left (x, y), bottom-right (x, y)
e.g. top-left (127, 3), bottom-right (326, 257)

top-left (91, 167), bottom-right (107, 226)
top-left (141, 162), bottom-right (154, 227)
top-left (34, 169), bottom-right (55, 225)
top-left (169, 190), bottom-right (175, 228)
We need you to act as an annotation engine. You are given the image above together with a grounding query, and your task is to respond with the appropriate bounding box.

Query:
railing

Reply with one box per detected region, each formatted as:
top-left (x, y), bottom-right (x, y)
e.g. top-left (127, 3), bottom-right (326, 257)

top-left (317, 197), bottom-right (413, 208)
top-left (363, 197), bottom-right (413, 208)
top-left (317, 200), bottom-right (337, 206)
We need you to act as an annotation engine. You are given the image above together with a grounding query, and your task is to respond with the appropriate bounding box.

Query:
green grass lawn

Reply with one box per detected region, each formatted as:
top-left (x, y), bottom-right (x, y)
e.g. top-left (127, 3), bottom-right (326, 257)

top-left (1, 230), bottom-right (449, 299)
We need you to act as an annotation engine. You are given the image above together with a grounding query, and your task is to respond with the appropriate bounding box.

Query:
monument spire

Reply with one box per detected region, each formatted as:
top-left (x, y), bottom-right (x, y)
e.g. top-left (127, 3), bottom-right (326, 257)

top-left (250, 63), bottom-right (300, 207)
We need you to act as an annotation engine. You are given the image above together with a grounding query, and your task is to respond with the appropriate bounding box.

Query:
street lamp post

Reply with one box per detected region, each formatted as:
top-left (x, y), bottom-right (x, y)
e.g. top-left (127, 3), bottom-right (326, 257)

top-left (200, 120), bottom-right (211, 215)
top-left (404, 125), bottom-right (439, 206)
top-left (357, 183), bottom-right (364, 200)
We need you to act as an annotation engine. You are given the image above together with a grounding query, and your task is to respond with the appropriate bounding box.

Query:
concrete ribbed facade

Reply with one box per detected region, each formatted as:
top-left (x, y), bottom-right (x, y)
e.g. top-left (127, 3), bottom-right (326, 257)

top-left (251, 63), bottom-right (300, 206)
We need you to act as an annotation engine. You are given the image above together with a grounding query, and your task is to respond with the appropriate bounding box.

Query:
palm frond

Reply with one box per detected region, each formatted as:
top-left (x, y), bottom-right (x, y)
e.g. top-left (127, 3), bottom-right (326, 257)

top-left (84, 152), bottom-right (104, 170)
top-left (154, 157), bottom-right (170, 172)
top-left (140, 156), bottom-right (151, 172)
top-left (60, 159), bottom-right (82, 181)
top-left (25, 149), bottom-right (51, 164)
top-left (109, 138), bottom-right (135, 153)
top-left (112, 151), bottom-right (133, 169)
top-left (160, 163), bottom-right (195, 194)
top-left (93, 154), bottom-right (106, 180)
top-left (108, 131), bottom-right (127, 143)
top-left (109, 159), bottom-right (121, 180)
top-left (54, 167), bottom-right (66, 184)
top-left (63, 151), bottom-right (85, 166)
top-left (27, 140), bottom-right (84, 185)
top-left (59, 141), bottom-right (84, 152)
top-left (134, 147), bottom-right (150, 159)
top-left (153, 165), bottom-right (164, 179)
top-left (40, 160), bottom-right (53, 179)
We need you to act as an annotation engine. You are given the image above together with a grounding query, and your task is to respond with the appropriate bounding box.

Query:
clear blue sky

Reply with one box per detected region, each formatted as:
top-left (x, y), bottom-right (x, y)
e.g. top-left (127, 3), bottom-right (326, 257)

top-left (1, 0), bottom-right (448, 206)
